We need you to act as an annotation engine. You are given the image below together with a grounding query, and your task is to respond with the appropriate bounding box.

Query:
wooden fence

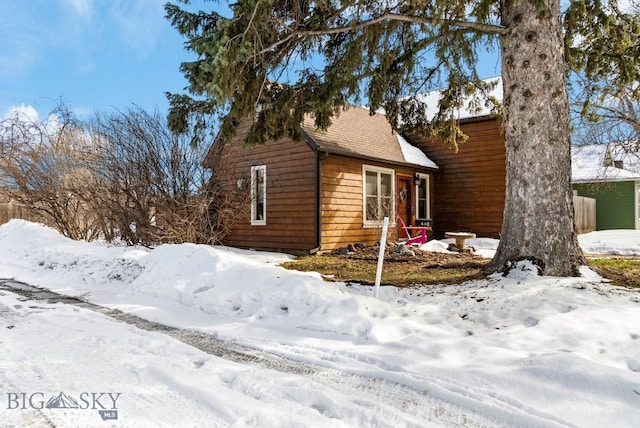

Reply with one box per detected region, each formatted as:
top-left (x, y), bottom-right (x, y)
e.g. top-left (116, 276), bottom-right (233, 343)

top-left (574, 196), bottom-right (596, 234)
top-left (0, 200), bottom-right (41, 224)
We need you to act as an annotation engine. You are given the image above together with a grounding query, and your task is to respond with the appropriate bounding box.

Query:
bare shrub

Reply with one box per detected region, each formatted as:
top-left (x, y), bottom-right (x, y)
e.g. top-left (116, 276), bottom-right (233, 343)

top-left (86, 106), bottom-right (240, 246)
top-left (0, 105), bottom-right (102, 239)
top-left (0, 103), bottom-right (243, 246)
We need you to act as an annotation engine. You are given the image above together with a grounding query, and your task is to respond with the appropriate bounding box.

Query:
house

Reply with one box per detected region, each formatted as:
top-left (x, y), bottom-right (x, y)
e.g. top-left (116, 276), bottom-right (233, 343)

top-left (206, 79), bottom-right (510, 252)
top-left (207, 77), bottom-right (633, 249)
top-left (205, 106), bottom-right (439, 253)
top-left (572, 142), bottom-right (640, 230)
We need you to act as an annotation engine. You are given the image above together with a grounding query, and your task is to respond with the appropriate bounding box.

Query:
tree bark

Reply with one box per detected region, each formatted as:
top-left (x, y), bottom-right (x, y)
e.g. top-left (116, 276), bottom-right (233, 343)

top-left (486, 0), bottom-right (585, 276)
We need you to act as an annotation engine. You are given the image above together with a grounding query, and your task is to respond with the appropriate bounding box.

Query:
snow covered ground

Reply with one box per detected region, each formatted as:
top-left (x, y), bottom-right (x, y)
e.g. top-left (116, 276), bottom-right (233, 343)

top-left (1, 220), bottom-right (640, 427)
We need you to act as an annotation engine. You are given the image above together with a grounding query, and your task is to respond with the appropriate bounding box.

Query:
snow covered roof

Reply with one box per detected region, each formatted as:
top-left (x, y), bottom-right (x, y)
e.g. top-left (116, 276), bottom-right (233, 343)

top-left (607, 140), bottom-right (640, 171)
top-left (373, 77), bottom-right (503, 125)
top-left (415, 77), bottom-right (503, 121)
top-left (572, 143), bottom-right (640, 183)
top-left (302, 106), bottom-right (438, 169)
top-left (396, 133), bottom-right (439, 169)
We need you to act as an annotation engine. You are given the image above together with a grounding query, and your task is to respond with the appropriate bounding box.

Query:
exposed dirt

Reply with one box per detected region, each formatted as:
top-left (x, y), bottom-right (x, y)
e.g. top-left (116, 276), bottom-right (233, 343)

top-left (337, 244), bottom-right (489, 269)
top-left (587, 258), bottom-right (640, 289)
top-left (280, 244), bottom-right (492, 287)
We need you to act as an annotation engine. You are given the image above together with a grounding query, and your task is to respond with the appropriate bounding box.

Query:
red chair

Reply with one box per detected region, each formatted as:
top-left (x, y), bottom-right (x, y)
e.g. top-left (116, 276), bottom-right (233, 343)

top-left (396, 216), bottom-right (431, 245)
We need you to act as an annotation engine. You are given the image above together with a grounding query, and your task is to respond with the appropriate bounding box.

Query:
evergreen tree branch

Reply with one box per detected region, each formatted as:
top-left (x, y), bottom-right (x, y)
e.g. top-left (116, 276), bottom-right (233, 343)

top-left (253, 11), bottom-right (506, 58)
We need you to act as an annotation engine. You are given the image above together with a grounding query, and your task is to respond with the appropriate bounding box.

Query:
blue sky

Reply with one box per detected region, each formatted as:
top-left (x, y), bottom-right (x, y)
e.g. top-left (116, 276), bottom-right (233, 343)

top-left (0, 0), bottom-right (231, 120)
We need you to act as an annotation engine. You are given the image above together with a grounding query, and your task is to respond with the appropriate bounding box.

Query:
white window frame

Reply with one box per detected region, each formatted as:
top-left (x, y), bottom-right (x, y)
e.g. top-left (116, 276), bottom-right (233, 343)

top-left (363, 165), bottom-right (395, 227)
top-left (415, 173), bottom-right (431, 220)
top-left (250, 165), bottom-right (266, 225)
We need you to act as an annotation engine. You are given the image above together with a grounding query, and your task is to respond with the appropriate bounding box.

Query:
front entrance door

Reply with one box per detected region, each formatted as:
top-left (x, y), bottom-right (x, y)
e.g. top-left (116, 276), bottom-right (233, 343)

top-left (397, 175), bottom-right (413, 238)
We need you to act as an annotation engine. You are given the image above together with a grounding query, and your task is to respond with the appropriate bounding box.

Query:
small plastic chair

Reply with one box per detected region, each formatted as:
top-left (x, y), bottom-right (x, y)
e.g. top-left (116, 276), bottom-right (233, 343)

top-left (396, 216), bottom-right (430, 245)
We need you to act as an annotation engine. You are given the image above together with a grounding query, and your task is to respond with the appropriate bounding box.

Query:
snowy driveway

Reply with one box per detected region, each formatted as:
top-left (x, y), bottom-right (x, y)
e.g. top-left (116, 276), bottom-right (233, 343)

top-left (0, 279), bottom-right (494, 428)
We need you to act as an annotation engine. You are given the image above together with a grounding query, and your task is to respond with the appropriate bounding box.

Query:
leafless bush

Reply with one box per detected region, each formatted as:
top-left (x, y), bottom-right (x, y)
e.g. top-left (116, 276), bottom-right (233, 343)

top-left (1, 104), bottom-right (244, 246)
top-left (0, 105), bottom-right (102, 239)
top-left (86, 106), bottom-right (240, 246)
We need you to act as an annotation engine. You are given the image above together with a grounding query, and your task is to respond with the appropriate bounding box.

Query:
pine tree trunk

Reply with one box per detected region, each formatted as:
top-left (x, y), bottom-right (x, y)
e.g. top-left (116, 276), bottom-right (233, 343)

top-left (485, 0), bottom-right (585, 276)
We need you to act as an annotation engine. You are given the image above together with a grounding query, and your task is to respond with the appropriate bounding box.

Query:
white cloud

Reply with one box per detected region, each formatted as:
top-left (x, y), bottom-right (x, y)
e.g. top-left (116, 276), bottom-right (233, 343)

top-left (2, 105), bottom-right (67, 136)
top-left (3, 104), bottom-right (40, 122)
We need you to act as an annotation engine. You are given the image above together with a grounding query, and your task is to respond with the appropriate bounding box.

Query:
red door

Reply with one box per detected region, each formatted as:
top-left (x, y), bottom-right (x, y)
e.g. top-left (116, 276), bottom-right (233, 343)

top-left (397, 175), bottom-right (413, 238)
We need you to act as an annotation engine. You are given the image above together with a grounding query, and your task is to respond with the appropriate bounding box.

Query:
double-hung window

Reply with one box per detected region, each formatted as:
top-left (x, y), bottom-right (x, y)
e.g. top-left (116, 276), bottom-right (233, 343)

top-left (363, 165), bottom-right (394, 226)
top-left (415, 173), bottom-right (430, 219)
top-left (251, 165), bottom-right (266, 225)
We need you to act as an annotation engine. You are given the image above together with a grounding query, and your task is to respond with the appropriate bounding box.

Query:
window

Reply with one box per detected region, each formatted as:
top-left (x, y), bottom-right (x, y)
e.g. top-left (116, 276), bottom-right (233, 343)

top-left (363, 165), bottom-right (394, 226)
top-left (416, 173), bottom-right (430, 219)
top-left (251, 165), bottom-right (266, 225)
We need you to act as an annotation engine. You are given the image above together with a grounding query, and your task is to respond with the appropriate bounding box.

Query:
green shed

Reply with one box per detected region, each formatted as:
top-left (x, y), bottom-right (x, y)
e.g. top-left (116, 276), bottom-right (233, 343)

top-left (572, 144), bottom-right (640, 230)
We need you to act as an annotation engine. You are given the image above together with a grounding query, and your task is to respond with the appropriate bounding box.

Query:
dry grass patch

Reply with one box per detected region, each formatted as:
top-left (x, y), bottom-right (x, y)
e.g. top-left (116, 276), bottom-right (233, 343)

top-left (588, 258), bottom-right (640, 289)
top-left (281, 246), bottom-right (489, 287)
top-left (282, 249), bottom-right (640, 290)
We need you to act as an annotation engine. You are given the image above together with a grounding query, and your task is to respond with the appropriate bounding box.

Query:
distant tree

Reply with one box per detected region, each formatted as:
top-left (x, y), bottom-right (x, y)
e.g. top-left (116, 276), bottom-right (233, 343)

top-left (568, 0), bottom-right (639, 181)
top-left (166, 0), bottom-right (640, 276)
top-left (568, 0), bottom-right (640, 143)
top-left (571, 89), bottom-right (639, 150)
top-left (0, 105), bottom-right (101, 239)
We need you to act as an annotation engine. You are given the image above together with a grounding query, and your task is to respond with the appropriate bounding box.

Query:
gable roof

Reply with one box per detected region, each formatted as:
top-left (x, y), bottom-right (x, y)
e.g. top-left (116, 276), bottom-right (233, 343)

top-left (302, 106), bottom-right (438, 169)
top-left (572, 143), bottom-right (640, 183)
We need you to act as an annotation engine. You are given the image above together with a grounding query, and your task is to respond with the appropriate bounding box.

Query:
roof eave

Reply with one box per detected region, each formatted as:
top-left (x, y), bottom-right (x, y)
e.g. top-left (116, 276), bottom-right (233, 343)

top-left (457, 114), bottom-right (498, 124)
top-left (572, 177), bottom-right (640, 184)
top-left (316, 146), bottom-right (438, 171)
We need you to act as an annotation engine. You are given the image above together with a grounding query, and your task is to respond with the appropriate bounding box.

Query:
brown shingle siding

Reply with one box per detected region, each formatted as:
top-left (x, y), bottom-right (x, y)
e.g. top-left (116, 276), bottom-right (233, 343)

top-left (407, 118), bottom-right (505, 238)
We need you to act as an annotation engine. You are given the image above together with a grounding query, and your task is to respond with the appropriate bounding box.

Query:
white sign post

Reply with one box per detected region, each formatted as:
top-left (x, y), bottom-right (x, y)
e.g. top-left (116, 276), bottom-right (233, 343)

top-left (373, 216), bottom-right (389, 298)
